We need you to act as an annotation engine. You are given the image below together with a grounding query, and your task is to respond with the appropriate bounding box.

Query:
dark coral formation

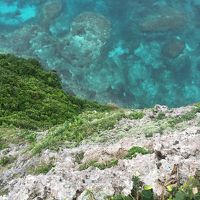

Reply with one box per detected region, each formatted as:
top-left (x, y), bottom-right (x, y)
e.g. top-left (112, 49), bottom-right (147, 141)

top-left (61, 12), bottom-right (111, 68)
top-left (140, 7), bottom-right (186, 32)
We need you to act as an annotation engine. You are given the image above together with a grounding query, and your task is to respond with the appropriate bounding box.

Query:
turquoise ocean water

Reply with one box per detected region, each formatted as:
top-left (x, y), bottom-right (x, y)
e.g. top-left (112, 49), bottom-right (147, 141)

top-left (1, 0), bottom-right (200, 108)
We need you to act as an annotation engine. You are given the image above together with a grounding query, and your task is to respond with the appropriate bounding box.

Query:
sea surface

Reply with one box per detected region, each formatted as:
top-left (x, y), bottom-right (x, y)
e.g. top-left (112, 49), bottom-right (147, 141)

top-left (1, 0), bottom-right (200, 108)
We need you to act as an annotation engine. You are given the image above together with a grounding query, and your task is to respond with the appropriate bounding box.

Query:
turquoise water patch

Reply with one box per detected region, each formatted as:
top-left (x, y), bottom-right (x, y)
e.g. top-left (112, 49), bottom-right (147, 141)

top-left (0, 2), bottom-right (36, 26)
top-left (0, 0), bottom-right (200, 108)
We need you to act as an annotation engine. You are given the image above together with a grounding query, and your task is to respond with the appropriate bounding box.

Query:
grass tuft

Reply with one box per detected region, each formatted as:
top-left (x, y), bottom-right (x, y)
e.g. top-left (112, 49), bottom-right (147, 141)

top-left (124, 146), bottom-right (151, 159)
top-left (28, 162), bottom-right (55, 175)
top-left (79, 159), bottom-right (118, 171)
top-left (0, 156), bottom-right (16, 167)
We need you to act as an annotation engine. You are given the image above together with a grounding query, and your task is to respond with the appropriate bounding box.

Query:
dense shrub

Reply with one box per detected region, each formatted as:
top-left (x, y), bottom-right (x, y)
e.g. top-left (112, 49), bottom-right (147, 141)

top-left (0, 54), bottom-right (110, 130)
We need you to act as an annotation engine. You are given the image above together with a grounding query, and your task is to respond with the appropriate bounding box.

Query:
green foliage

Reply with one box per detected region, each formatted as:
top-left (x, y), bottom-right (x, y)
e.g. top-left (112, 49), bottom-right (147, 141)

top-left (94, 159), bottom-right (118, 170)
top-left (74, 151), bottom-right (84, 164)
top-left (79, 160), bottom-right (98, 170)
top-left (168, 176), bottom-right (200, 200)
top-left (0, 54), bottom-right (111, 130)
top-left (79, 159), bottom-right (118, 171)
top-left (109, 194), bottom-right (134, 200)
top-left (156, 112), bottom-right (166, 120)
top-left (194, 103), bottom-right (200, 111)
top-left (17, 130), bottom-right (37, 143)
top-left (0, 156), bottom-right (15, 167)
top-left (107, 176), bottom-right (154, 200)
top-left (0, 188), bottom-right (8, 196)
top-left (107, 169), bottom-right (200, 200)
top-left (131, 176), bottom-right (154, 200)
top-left (168, 109), bottom-right (198, 128)
top-left (31, 110), bottom-right (125, 154)
top-left (0, 135), bottom-right (8, 150)
top-left (28, 162), bottom-right (55, 175)
top-left (128, 111), bottom-right (144, 120)
top-left (0, 127), bottom-right (25, 150)
top-left (79, 146), bottom-right (151, 171)
top-left (84, 190), bottom-right (96, 200)
top-left (124, 146), bottom-right (150, 159)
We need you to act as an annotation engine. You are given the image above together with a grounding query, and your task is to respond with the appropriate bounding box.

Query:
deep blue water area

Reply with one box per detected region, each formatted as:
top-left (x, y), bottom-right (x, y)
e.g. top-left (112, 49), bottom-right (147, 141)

top-left (1, 0), bottom-right (200, 108)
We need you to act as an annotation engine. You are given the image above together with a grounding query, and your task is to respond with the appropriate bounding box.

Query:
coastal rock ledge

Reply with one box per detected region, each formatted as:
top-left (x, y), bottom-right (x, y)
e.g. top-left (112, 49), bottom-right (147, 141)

top-left (0, 55), bottom-right (200, 200)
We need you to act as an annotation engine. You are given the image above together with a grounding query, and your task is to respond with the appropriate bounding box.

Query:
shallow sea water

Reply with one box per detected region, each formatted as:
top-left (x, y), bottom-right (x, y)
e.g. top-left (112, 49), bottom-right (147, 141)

top-left (1, 0), bottom-right (200, 108)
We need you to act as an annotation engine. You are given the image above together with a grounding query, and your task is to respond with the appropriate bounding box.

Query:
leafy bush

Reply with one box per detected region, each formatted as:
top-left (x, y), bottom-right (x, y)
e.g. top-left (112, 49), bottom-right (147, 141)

top-left (124, 146), bottom-right (151, 159)
top-left (168, 175), bottom-right (200, 200)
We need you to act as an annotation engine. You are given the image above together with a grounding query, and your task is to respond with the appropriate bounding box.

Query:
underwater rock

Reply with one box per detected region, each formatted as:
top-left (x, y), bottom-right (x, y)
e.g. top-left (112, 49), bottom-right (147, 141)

top-left (41, 0), bottom-right (63, 30)
top-left (61, 12), bottom-right (111, 68)
top-left (165, 55), bottom-right (191, 84)
top-left (140, 7), bottom-right (186, 32)
top-left (162, 38), bottom-right (185, 58)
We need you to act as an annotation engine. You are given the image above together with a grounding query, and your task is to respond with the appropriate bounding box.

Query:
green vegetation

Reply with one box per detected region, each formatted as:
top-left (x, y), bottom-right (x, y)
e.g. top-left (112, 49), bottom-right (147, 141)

top-left (79, 159), bottom-right (118, 171)
top-left (156, 112), bottom-right (166, 120)
top-left (0, 54), bottom-right (128, 153)
top-left (17, 130), bottom-right (37, 143)
top-left (0, 135), bottom-right (8, 150)
top-left (31, 110), bottom-right (126, 154)
top-left (154, 105), bottom-right (200, 128)
top-left (0, 127), bottom-right (24, 150)
top-left (107, 176), bottom-right (154, 200)
top-left (144, 106), bottom-right (200, 138)
top-left (79, 146), bottom-right (151, 171)
top-left (28, 162), bottom-right (55, 175)
top-left (107, 175), bottom-right (200, 200)
top-left (0, 156), bottom-right (15, 167)
top-left (0, 54), bottom-right (111, 130)
top-left (74, 151), bottom-right (85, 164)
top-left (1, 53), bottom-right (200, 157)
top-left (0, 127), bottom-right (40, 151)
top-left (128, 111), bottom-right (144, 120)
top-left (0, 188), bottom-right (8, 196)
top-left (167, 175), bottom-right (200, 200)
top-left (124, 146), bottom-right (151, 159)
top-left (168, 109), bottom-right (198, 128)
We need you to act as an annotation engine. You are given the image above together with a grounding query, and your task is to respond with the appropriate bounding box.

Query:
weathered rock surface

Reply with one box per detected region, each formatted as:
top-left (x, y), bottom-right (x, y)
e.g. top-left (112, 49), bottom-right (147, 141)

top-left (0, 105), bottom-right (200, 199)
